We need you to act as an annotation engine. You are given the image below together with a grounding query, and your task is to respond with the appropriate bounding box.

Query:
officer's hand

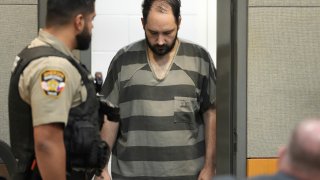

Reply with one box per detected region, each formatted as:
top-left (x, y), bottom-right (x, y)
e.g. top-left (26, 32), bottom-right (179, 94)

top-left (94, 169), bottom-right (111, 180)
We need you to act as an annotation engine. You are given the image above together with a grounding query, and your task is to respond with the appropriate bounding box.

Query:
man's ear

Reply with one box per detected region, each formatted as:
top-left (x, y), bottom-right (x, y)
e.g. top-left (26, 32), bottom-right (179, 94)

top-left (141, 18), bottom-right (146, 30)
top-left (74, 14), bottom-right (85, 33)
top-left (278, 146), bottom-right (287, 158)
top-left (277, 145), bottom-right (288, 166)
top-left (177, 16), bottom-right (181, 30)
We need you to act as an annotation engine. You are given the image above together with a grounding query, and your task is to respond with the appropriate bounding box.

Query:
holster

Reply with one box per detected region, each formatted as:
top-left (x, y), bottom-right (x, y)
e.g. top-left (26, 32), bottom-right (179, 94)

top-left (65, 121), bottom-right (110, 171)
top-left (12, 159), bottom-right (41, 180)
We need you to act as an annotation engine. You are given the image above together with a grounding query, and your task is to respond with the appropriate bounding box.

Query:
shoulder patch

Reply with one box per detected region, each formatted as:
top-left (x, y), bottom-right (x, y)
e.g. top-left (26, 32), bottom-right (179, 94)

top-left (41, 70), bottom-right (66, 96)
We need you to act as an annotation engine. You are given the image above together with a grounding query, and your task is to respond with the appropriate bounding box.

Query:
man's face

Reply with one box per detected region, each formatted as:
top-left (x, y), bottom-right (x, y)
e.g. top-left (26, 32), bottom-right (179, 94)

top-left (144, 6), bottom-right (179, 56)
top-left (145, 32), bottom-right (177, 56)
top-left (76, 12), bottom-right (96, 50)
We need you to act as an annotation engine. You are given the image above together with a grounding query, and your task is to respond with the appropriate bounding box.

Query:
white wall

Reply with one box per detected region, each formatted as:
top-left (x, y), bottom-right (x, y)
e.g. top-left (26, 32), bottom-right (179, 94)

top-left (91, 0), bottom-right (217, 78)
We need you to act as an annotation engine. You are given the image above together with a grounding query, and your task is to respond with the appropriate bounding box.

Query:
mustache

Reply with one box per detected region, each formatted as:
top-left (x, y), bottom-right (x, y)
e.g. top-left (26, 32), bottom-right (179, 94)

top-left (155, 45), bottom-right (167, 48)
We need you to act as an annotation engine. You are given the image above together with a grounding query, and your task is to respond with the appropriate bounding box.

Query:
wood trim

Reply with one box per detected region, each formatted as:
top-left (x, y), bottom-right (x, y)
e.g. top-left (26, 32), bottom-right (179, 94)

top-left (247, 158), bottom-right (278, 177)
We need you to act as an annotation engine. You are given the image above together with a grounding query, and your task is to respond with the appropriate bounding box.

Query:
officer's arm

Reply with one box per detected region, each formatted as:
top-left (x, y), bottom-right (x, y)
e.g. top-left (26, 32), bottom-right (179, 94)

top-left (34, 123), bottom-right (66, 180)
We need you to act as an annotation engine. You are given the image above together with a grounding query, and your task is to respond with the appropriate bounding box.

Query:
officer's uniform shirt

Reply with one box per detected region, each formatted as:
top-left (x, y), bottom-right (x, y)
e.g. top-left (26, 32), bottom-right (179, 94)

top-left (18, 29), bottom-right (87, 127)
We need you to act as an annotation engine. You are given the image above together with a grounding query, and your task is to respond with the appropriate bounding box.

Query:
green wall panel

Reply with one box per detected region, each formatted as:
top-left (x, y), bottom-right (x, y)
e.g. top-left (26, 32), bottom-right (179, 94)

top-left (0, 5), bottom-right (37, 144)
top-left (249, 0), bottom-right (320, 7)
top-left (247, 7), bottom-right (320, 157)
top-left (0, 0), bottom-right (37, 4)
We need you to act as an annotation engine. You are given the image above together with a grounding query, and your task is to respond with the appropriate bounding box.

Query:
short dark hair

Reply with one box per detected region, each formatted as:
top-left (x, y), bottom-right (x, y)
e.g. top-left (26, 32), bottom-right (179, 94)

top-left (46, 0), bottom-right (95, 27)
top-left (142, 0), bottom-right (181, 25)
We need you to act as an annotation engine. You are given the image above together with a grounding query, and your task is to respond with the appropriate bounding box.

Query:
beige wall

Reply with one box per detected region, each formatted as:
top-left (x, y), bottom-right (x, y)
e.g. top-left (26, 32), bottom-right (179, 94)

top-left (249, 0), bottom-right (320, 6)
top-left (247, 0), bottom-right (320, 157)
top-left (0, 0), bottom-right (36, 3)
top-left (0, 1), bottom-right (38, 144)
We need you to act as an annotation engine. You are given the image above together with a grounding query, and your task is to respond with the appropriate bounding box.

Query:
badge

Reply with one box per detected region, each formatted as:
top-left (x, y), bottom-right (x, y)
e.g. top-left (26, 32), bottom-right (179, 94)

top-left (41, 70), bottom-right (66, 96)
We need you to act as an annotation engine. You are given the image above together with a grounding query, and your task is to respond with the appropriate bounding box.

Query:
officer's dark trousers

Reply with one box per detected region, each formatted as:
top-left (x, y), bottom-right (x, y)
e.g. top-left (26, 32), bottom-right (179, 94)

top-left (12, 169), bottom-right (94, 180)
top-left (68, 170), bottom-right (94, 180)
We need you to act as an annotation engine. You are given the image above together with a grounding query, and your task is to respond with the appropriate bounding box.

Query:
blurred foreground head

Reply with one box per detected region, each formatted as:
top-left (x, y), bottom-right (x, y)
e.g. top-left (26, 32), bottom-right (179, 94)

top-left (279, 118), bottom-right (320, 179)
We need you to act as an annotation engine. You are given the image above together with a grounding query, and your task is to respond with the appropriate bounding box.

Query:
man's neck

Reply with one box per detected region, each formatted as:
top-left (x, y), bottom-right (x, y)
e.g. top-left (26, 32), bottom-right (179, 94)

top-left (148, 39), bottom-right (179, 66)
top-left (43, 27), bottom-right (75, 51)
top-left (147, 39), bottom-right (180, 80)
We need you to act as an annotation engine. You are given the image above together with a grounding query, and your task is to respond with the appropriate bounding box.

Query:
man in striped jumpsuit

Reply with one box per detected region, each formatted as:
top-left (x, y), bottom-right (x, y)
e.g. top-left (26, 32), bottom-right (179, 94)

top-left (97, 0), bottom-right (216, 179)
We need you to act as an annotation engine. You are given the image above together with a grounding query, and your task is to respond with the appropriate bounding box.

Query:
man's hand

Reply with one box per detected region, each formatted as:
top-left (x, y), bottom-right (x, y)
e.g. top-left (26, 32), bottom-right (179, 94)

top-left (198, 165), bottom-right (216, 180)
top-left (94, 169), bottom-right (111, 180)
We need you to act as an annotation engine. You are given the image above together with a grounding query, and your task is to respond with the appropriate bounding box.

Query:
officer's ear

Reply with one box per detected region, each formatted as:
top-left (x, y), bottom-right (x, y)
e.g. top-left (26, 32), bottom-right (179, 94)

top-left (74, 14), bottom-right (85, 33)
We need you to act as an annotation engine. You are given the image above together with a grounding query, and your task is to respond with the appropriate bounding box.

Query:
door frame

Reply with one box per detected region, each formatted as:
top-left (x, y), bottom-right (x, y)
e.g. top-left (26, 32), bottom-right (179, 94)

top-left (216, 0), bottom-right (247, 177)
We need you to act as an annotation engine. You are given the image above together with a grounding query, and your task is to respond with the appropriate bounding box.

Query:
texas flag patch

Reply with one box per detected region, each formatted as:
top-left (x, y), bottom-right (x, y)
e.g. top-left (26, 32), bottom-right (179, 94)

top-left (41, 70), bottom-right (66, 96)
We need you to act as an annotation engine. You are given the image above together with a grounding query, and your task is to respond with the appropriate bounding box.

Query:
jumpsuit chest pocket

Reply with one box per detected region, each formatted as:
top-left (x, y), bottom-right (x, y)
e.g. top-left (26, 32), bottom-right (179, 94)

top-left (174, 96), bottom-right (199, 123)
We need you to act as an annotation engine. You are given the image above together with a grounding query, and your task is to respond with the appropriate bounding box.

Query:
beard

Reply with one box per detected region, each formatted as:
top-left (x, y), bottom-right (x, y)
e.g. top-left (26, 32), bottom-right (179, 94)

top-left (145, 33), bottom-right (177, 56)
top-left (75, 25), bottom-right (92, 50)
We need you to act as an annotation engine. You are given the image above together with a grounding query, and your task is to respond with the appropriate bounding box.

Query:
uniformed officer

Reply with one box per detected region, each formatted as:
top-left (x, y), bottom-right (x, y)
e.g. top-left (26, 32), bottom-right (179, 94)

top-left (8, 0), bottom-right (108, 179)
